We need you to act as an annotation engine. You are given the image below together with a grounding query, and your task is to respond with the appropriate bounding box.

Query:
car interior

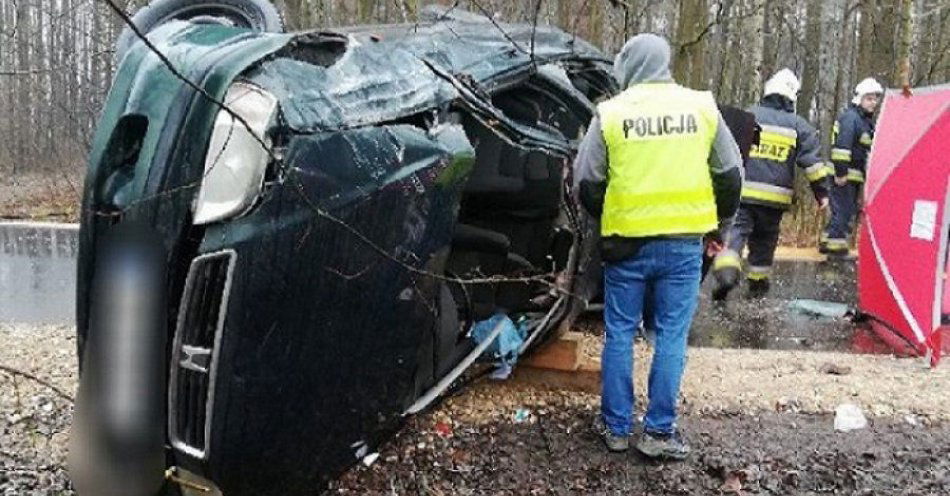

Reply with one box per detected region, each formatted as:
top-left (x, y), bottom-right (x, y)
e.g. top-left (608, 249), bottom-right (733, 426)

top-left (429, 69), bottom-right (608, 379)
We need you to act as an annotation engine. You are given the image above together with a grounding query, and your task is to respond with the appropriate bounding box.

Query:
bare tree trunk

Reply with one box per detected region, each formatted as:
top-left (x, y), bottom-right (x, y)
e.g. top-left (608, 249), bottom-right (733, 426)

top-left (797, 0), bottom-right (822, 118)
top-left (833, 1), bottom-right (855, 125)
top-left (856, 0), bottom-right (875, 79)
top-left (709, 0), bottom-right (734, 96)
top-left (588, 0), bottom-right (604, 49)
top-left (752, 0), bottom-right (768, 102)
top-left (557, 0), bottom-right (572, 30)
top-left (673, 0), bottom-right (708, 89)
top-left (13, 2), bottom-right (30, 174)
top-left (0, 0), bottom-right (8, 169)
top-left (858, 0), bottom-right (899, 85)
top-left (358, 0), bottom-right (377, 23)
top-left (402, 0), bottom-right (419, 22)
top-left (894, 0), bottom-right (913, 91)
top-left (282, 0), bottom-right (309, 30)
top-left (759, 0), bottom-right (777, 83)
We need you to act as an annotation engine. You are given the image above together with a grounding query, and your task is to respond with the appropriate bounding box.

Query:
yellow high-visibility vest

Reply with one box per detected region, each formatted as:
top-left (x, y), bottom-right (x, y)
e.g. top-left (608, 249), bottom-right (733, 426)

top-left (598, 83), bottom-right (719, 237)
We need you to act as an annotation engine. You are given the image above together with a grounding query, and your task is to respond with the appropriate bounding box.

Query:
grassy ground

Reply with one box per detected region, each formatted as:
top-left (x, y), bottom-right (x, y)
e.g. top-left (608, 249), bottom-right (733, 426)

top-left (0, 170), bottom-right (83, 223)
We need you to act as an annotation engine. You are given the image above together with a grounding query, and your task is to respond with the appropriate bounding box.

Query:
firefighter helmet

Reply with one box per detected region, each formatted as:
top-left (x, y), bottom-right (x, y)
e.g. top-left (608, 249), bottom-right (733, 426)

top-left (763, 68), bottom-right (801, 103)
top-left (852, 78), bottom-right (884, 104)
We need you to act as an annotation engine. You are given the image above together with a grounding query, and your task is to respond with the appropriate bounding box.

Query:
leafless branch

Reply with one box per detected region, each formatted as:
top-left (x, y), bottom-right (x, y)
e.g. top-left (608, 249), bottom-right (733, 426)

top-left (0, 365), bottom-right (74, 403)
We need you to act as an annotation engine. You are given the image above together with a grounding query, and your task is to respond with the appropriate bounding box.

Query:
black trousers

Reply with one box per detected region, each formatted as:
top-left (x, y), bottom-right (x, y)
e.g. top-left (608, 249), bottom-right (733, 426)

top-left (716, 203), bottom-right (784, 281)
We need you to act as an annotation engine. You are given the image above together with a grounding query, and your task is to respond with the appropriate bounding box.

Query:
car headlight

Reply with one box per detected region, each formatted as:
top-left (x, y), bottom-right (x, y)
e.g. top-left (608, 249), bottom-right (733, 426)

top-left (193, 82), bottom-right (278, 225)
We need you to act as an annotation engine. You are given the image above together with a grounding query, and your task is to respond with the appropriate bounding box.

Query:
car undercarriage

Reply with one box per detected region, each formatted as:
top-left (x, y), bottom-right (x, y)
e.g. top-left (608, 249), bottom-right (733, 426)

top-left (72, 4), bottom-right (615, 495)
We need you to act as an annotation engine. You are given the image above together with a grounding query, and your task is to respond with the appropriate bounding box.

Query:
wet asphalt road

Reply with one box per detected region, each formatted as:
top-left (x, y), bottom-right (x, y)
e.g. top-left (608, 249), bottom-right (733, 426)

top-left (690, 259), bottom-right (858, 351)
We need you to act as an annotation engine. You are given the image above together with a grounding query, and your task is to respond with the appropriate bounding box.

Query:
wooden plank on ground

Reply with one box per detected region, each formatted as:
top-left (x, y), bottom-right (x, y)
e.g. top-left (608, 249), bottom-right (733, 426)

top-left (520, 331), bottom-right (584, 371)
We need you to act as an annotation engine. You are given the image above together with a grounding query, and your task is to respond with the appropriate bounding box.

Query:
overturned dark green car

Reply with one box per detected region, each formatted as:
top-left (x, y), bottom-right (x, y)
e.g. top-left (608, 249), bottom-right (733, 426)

top-left (72, 1), bottom-right (615, 494)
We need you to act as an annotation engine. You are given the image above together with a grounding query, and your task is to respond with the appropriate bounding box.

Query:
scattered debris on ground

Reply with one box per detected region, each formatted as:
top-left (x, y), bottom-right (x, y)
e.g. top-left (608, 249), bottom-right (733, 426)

top-left (333, 400), bottom-right (950, 495)
top-left (834, 404), bottom-right (869, 432)
top-left (2, 324), bottom-right (948, 495)
top-left (818, 362), bottom-right (853, 375)
top-left (0, 323), bottom-right (75, 495)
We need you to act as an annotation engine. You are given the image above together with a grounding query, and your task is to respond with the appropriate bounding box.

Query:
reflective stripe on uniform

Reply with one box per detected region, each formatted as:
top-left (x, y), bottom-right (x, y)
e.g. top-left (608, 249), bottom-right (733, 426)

top-left (804, 162), bottom-right (830, 182)
top-left (747, 265), bottom-right (771, 281)
top-left (741, 181), bottom-right (794, 205)
top-left (758, 124), bottom-right (798, 146)
top-left (847, 168), bottom-right (865, 183)
top-left (859, 132), bottom-right (873, 146)
top-left (713, 249), bottom-right (742, 270)
top-left (825, 238), bottom-right (849, 250)
top-left (750, 124), bottom-right (797, 161)
top-left (831, 148), bottom-right (852, 162)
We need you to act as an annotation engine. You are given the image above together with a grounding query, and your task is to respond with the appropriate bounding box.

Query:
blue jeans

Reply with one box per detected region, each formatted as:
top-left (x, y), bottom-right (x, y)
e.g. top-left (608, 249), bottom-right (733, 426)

top-left (601, 238), bottom-right (702, 436)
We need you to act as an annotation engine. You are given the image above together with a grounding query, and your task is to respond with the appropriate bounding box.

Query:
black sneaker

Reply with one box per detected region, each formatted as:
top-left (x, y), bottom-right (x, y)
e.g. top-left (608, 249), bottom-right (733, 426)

top-left (593, 416), bottom-right (629, 453)
top-left (636, 430), bottom-right (690, 460)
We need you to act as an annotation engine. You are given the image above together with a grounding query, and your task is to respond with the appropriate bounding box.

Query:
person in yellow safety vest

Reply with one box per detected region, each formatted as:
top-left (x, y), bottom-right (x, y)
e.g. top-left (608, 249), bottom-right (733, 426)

top-left (572, 34), bottom-right (742, 458)
top-left (820, 77), bottom-right (883, 256)
top-left (711, 69), bottom-right (830, 300)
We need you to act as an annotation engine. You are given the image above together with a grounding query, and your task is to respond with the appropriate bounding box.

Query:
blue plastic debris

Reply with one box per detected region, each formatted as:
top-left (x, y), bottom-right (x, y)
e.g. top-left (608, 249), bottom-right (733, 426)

top-left (513, 408), bottom-right (531, 423)
top-left (489, 363), bottom-right (513, 380)
top-left (471, 314), bottom-right (528, 378)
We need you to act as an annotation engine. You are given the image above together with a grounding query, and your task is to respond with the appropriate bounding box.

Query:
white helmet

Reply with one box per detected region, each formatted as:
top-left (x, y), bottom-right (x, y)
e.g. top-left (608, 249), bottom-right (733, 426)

top-left (852, 77), bottom-right (884, 104)
top-left (763, 68), bottom-right (801, 103)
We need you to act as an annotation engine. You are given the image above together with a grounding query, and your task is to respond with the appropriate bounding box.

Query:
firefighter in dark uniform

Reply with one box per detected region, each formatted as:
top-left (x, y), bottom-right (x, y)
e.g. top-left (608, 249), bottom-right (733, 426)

top-left (712, 69), bottom-right (830, 299)
top-left (821, 77), bottom-right (884, 255)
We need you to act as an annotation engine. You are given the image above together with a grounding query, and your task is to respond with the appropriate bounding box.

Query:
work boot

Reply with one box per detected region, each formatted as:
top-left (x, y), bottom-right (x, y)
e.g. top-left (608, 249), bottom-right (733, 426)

top-left (747, 278), bottom-right (770, 298)
top-left (712, 284), bottom-right (733, 302)
top-left (818, 241), bottom-right (830, 254)
top-left (712, 267), bottom-right (739, 301)
top-left (636, 430), bottom-right (690, 460)
top-left (593, 416), bottom-right (629, 453)
top-left (824, 239), bottom-right (851, 259)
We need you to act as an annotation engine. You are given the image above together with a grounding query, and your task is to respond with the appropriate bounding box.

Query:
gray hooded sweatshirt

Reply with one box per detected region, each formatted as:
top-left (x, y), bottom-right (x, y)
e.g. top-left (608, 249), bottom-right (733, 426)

top-left (572, 34), bottom-right (743, 235)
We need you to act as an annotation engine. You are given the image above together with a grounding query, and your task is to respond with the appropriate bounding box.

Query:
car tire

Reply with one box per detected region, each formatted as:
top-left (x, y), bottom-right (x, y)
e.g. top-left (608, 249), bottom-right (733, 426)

top-left (115, 0), bottom-right (284, 61)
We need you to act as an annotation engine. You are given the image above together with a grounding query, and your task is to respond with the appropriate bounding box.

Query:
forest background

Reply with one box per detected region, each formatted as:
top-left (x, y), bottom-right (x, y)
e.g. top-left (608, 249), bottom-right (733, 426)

top-left (1, 0), bottom-right (946, 244)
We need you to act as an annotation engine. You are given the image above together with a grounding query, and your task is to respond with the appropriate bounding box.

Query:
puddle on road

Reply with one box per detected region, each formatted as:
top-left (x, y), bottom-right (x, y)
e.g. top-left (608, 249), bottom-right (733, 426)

top-left (576, 258), bottom-right (861, 353)
top-left (0, 224), bottom-right (77, 325)
top-left (692, 259), bottom-right (857, 351)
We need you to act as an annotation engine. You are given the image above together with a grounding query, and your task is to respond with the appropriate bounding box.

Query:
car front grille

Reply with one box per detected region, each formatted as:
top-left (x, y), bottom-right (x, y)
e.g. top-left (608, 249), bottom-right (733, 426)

top-left (169, 250), bottom-right (235, 459)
